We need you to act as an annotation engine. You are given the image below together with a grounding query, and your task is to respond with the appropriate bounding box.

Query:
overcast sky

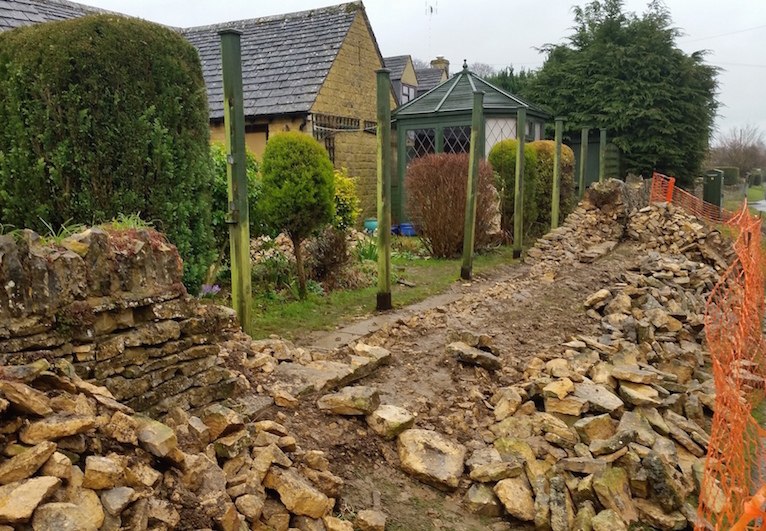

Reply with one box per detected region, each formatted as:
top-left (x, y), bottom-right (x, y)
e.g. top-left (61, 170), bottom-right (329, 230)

top-left (77, 0), bottom-right (765, 141)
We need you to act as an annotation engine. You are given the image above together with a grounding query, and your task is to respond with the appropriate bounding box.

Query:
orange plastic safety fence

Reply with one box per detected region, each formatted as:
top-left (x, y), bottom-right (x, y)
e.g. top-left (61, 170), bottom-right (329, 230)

top-left (650, 172), bottom-right (734, 223)
top-left (649, 173), bottom-right (766, 530)
top-left (699, 209), bottom-right (766, 529)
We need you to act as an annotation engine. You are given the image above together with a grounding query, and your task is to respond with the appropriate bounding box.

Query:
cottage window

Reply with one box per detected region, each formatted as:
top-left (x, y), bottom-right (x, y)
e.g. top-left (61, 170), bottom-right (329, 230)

top-left (401, 84), bottom-right (416, 103)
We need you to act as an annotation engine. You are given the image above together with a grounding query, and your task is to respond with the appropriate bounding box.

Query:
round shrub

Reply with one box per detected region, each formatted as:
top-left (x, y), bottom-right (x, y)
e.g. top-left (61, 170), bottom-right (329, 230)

top-left (405, 153), bottom-right (498, 258)
top-left (528, 140), bottom-right (576, 230)
top-left (488, 139), bottom-right (538, 238)
top-left (0, 15), bottom-right (214, 292)
top-left (259, 132), bottom-right (335, 299)
top-left (333, 168), bottom-right (362, 231)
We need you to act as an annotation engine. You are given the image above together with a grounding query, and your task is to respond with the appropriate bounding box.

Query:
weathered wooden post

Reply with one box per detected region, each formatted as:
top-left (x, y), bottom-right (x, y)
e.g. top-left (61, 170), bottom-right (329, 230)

top-left (219, 29), bottom-right (252, 335)
top-left (579, 127), bottom-right (589, 199)
top-left (599, 127), bottom-right (607, 183)
top-left (376, 69), bottom-right (392, 311)
top-left (513, 108), bottom-right (526, 259)
top-left (551, 117), bottom-right (564, 229)
top-left (461, 91), bottom-right (485, 281)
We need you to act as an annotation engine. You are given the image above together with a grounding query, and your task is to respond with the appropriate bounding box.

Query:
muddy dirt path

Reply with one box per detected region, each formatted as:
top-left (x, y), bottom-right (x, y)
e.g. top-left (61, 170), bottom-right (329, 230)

top-left (272, 243), bottom-right (638, 531)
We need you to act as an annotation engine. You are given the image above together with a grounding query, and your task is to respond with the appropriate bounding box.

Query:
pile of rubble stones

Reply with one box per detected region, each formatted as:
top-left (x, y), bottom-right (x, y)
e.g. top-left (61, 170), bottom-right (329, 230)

top-left (0, 359), bottom-right (388, 531)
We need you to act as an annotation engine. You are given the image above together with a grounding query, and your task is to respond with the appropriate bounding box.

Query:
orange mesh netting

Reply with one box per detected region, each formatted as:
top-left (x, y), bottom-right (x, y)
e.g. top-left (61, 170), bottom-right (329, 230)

top-left (650, 173), bottom-right (766, 529)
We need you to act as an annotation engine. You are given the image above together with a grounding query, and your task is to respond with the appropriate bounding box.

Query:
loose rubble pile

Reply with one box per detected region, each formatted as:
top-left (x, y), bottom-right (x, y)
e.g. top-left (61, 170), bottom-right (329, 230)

top-left (627, 202), bottom-right (735, 272)
top-left (0, 358), bottom-right (389, 531)
top-left (435, 202), bottom-right (728, 529)
top-left (0, 229), bottom-right (240, 416)
top-left (526, 180), bottom-right (630, 277)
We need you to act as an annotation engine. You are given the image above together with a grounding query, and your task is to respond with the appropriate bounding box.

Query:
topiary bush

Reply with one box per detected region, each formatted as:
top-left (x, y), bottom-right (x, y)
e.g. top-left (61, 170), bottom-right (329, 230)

top-left (0, 15), bottom-right (214, 292)
top-left (716, 166), bottom-right (740, 186)
top-left (528, 140), bottom-right (576, 230)
top-left (751, 170), bottom-right (763, 187)
top-left (488, 139), bottom-right (538, 239)
top-left (405, 153), bottom-right (498, 258)
top-left (333, 168), bottom-right (362, 231)
top-left (259, 132), bottom-right (335, 299)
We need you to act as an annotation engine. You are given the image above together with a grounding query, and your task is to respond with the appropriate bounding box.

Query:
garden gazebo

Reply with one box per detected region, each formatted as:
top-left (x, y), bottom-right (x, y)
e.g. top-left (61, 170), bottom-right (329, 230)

top-left (392, 61), bottom-right (551, 223)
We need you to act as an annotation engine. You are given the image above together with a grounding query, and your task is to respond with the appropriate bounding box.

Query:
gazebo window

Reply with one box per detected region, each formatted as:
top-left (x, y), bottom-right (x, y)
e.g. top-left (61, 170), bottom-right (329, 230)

top-left (406, 129), bottom-right (436, 162)
top-left (443, 126), bottom-right (471, 154)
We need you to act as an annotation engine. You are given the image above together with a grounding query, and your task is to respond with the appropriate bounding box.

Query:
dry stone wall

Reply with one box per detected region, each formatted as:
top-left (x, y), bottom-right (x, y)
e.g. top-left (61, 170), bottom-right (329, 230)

top-left (0, 228), bottom-right (238, 417)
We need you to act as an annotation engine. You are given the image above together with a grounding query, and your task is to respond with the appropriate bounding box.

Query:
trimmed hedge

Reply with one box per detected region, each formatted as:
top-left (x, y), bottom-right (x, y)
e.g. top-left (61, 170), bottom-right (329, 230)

top-left (0, 15), bottom-right (214, 292)
top-left (405, 153), bottom-right (497, 258)
top-left (210, 142), bottom-right (266, 251)
top-left (528, 140), bottom-right (576, 229)
top-left (716, 166), bottom-right (740, 186)
top-left (487, 139), bottom-right (538, 238)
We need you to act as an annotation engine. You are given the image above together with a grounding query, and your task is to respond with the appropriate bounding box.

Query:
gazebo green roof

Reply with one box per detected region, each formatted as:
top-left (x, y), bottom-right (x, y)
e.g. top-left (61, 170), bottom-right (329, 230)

top-left (393, 61), bottom-right (551, 121)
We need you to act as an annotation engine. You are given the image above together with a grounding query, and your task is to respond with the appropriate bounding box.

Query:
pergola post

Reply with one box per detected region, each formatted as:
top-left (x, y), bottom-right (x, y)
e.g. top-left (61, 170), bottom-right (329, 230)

top-left (551, 117), bottom-right (564, 229)
top-left (579, 127), bottom-right (589, 199)
top-left (375, 69), bottom-right (393, 311)
top-left (513, 108), bottom-right (526, 259)
top-left (599, 127), bottom-right (607, 183)
top-left (461, 91), bottom-right (485, 280)
top-left (219, 29), bottom-right (252, 336)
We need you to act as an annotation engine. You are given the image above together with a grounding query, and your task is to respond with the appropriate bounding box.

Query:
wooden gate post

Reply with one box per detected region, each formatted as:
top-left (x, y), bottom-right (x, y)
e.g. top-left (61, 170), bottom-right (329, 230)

top-left (551, 117), bottom-right (564, 229)
top-left (599, 127), bottom-right (607, 183)
top-left (376, 69), bottom-right (393, 311)
top-left (579, 127), bottom-right (589, 199)
top-left (461, 91), bottom-right (485, 280)
top-left (513, 108), bottom-right (526, 259)
top-left (219, 29), bottom-right (252, 336)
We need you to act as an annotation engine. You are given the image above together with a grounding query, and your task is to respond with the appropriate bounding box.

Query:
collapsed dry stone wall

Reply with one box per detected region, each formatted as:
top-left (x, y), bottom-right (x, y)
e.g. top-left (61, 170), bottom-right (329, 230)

top-left (0, 228), bottom-right (238, 416)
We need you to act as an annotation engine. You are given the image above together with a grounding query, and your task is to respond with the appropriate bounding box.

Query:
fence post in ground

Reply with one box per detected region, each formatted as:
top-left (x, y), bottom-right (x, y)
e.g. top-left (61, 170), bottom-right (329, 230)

top-left (579, 127), bottom-right (589, 199)
top-left (599, 128), bottom-right (607, 183)
top-left (376, 69), bottom-right (393, 311)
top-left (461, 91), bottom-right (485, 281)
top-left (551, 117), bottom-right (564, 229)
top-left (219, 29), bottom-right (252, 336)
top-left (513, 108), bottom-right (527, 259)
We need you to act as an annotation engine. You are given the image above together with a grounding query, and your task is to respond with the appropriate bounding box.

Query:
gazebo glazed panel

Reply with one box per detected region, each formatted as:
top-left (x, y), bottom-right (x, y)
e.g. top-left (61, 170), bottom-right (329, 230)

top-left (392, 61), bottom-right (551, 223)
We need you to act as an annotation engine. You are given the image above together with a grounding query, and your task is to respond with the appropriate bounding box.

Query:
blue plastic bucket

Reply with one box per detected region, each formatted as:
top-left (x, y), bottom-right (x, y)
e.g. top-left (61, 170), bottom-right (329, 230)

top-left (399, 223), bottom-right (416, 237)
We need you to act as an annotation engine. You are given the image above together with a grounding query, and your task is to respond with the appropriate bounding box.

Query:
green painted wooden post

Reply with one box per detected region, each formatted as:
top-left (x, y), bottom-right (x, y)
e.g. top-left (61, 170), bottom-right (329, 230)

top-left (461, 91), bottom-right (485, 281)
top-left (551, 117), bottom-right (564, 229)
top-left (579, 127), bottom-right (589, 199)
top-left (376, 69), bottom-right (393, 311)
top-left (513, 108), bottom-right (526, 259)
top-left (219, 30), bottom-right (252, 336)
top-left (599, 128), bottom-right (607, 183)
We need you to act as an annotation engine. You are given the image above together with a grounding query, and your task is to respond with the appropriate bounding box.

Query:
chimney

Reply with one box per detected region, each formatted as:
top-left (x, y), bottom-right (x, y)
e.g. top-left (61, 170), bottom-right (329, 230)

top-left (430, 56), bottom-right (449, 76)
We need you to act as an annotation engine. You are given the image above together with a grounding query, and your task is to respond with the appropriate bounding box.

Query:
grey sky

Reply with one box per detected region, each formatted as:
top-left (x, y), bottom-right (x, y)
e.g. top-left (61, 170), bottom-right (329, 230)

top-left (78, 0), bottom-right (765, 141)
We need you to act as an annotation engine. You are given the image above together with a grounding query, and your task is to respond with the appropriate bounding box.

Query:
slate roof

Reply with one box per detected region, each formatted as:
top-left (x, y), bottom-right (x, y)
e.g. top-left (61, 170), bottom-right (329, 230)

top-left (183, 3), bottom-right (362, 120)
top-left (0, 0), bottom-right (103, 31)
top-left (415, 68), bottom-right (445, 93)
top-left (395, 63), bottom-right (551, 120)
top-left (0, 0), bottom-right (382, 121)
top-left (383, 55), bottom-right (409, 81)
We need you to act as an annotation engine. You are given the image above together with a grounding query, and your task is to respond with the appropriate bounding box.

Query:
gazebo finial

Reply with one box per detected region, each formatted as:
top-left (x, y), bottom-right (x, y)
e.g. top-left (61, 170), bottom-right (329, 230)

top-left (462, 59), bottom-right (468, 71)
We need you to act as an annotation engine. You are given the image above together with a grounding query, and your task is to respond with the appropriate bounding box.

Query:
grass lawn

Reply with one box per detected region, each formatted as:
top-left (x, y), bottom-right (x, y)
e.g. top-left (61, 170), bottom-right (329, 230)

top-left (249, 245), bottom-right (518, 340)
top-left (723, 185), bottom-right (764, 214)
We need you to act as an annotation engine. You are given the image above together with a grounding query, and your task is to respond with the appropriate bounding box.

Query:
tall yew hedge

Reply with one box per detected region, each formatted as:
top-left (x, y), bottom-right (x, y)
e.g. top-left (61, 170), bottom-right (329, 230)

top-left (0, 15), bottom-right (214, 292)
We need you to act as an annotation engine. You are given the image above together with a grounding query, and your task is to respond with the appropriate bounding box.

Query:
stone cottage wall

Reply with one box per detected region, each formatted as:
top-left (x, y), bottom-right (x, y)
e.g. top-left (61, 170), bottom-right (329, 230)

top-left (0, 228), bottom-right (238, 417)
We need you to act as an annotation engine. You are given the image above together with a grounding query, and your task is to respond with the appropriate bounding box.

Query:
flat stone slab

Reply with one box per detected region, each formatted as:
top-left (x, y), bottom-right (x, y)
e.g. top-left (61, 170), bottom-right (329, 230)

top-left (398, 429), bottom-right (466, 491)
top-left (446, 342), bottom-right (502, 371)
top-left (317, 386), bottom-right (380, 416)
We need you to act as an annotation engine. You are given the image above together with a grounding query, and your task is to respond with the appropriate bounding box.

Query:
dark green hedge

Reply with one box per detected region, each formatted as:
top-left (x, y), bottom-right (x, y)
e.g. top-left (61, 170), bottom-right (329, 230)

top-left (0, 15), bottom-right (214, 292)
top-left (715, 166), bottom-right (740, 186)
